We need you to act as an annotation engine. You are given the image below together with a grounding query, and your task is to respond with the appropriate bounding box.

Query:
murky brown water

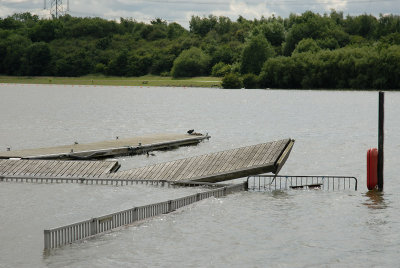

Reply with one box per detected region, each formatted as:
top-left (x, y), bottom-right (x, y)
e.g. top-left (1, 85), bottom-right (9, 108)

top-left (0, 84), bottom-right (399, 267)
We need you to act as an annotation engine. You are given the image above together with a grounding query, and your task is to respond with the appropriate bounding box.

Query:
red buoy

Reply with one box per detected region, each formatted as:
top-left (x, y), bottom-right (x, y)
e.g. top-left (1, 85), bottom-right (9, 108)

top-left (367, 148), bottom-right (378, 190)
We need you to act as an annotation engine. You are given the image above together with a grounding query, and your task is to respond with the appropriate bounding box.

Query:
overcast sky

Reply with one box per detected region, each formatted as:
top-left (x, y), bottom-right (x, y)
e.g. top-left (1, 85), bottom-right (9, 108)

top-left (1, 0), bottom-right (398, 28)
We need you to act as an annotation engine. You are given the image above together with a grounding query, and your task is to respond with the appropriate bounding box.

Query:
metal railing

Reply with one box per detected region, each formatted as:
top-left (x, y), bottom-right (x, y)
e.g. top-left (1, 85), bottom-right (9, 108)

top-left (0, 175), bottom-right (174, 187)
top-left (247, 175), bottom-right (358, 191)
top-left (43, 182), bottom-right (247, 250)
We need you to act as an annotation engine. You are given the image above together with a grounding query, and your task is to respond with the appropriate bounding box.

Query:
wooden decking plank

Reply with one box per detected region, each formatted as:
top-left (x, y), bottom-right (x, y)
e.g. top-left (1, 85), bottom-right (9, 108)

top-left (16, 160), bottom-right (35, 175)
top-left (9, 160), bottom-right (31, 175)
top-left (160, 159), bottom-right (180, 180)
top-left (269, 139), bottom-right (289, 164)
top-left (0, 133), bottom-right (209, 160)
top-left (48, 161), bottom-right (67, 176)
top-left (119, 167), bottom-right (141, 179)
top-left (39, 160), bottom-right (59, 176)
top-left (34, 160), bottom-right (57, 176)
top-left (223, 146), bottom-right (251, 172)
top-left (100, 161), bottom-right (118, 176)
top-left (75, 161), bottom-right (96, 177)
top-left (137, 164), bottom-right (157, 180)
top-left (123, 168), bottom-right (142, 179)
top-left (123, 166), bottom-right (145, 179)
top-left (86, 162), bottom-right (107, 178)
top-left (56, 161), bottom-right (75, 177)
top-left (214, 148), bottom-right (237, 174)
top-left (83, 162), bottom-right (103, 178)
top-left (176, 155), bottom-right (202, 180)
top-left (256, 141), bottom-right (279, 165)
top-left (0, 160), bottom-right (15, 174)
top-left (144, 162), bottom-right (167, 180)
top-left (247, 143), bottom-right (270, 167)
top-left (184, 154), bottom-right (210, 180)
top-left (165, 158), bottom-right (188, 180)
top-left (240, 144), bottom-right (264, 169)
top-left (198, 151), bottom-right (226, 177)
top-left (149, 162), bottom-right (171, 180)
top-left (2, 160), bottom-right (25, 175)
top-left (102, 162), bottom-right (118, 175)
top-left (186, 154), bottom-right (211, 178)
top-left (218, 148), bottom-right (241, 173)
top-left (135, 166), bottom-right (154, 179)
top-left (120, 167), bottom-right (143, 179)
top-left (168, 157), bottom-right (192, 180)
top-left (69, 161), bottom-right (91, 177)
top-left (197, 150), bottom-right (227, 178)
top-left (58, 161), bottom-right (77, 177)
top-left (246, 143), bottom-right (268, 168)
top-left (208, 149), bottom-right (233, 176)
top-left (66, 161), bottom-right (86, 177)
top-left (154, 161), bottom-right (176, 180)
top-left (96, 162), bottom-right (114, 177)
top-left (254, 141), bottom-right (280, 166)
top-left (264, 140), bottom-right (287, 164)
top-left (64, 161), bottom-right (84, 177)
top-left (24, 160), bottom-right (47, 176)
top-left (10, 160), bottom-right (33, 175)
top-left (229, 145), bottom-right (255, 171)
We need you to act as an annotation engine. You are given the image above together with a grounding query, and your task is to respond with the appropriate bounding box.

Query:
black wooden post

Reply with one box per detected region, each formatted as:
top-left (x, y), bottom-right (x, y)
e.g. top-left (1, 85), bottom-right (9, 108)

top-left (378, 91), bottom-right (384, 191)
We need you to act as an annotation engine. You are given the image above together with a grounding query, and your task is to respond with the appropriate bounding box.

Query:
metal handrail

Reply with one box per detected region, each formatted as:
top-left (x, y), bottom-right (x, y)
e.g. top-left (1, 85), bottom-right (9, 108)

top-left (43, 183), bottom-right (247, 250)
top-left (247, 175), bottom-right (358, 191)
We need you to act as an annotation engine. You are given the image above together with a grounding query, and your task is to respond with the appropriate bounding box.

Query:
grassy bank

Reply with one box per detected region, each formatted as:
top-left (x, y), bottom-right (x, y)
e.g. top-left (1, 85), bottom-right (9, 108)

top-left (0, 75), bottom-right (222, 88)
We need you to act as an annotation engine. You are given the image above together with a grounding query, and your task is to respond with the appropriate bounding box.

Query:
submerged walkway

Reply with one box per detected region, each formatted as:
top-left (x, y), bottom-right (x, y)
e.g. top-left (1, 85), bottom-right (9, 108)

top-left (0, 138), bottom-right (294, 184)
top-left (109, 138), bottom-right (294, 183)
top-left (0, 133), bottom-right (209, 160)
top-left (0, 159), bottom-right (119, 178)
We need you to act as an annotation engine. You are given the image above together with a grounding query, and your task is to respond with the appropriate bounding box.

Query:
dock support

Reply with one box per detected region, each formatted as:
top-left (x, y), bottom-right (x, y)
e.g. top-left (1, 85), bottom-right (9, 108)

top-left (378, 91), bottom-right (384, 191)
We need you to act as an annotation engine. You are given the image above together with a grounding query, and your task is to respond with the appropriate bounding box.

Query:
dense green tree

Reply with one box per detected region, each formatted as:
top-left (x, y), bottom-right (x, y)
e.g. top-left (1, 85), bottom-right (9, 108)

top-left (293, 38), bottom-right (321, 53)
top-left (23, 42), bottom-right (52, 75)
top-left (240, 35), bottom-right (275, 74)
top-left (1, 11), bottom-right (400, 89)
top-left (171, 47), bottom-right (210, 77)
top-left (211, 62), bottom-right (231, 77)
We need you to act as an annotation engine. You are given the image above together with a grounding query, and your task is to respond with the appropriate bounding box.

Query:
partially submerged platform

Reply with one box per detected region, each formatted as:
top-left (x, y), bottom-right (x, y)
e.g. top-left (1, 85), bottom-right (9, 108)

top-left (0, 133), bottom-right (209, 160)
top-left (0, 159), bottom-right (119, 178)
top-left (109, 138), bottom-right (294, 183)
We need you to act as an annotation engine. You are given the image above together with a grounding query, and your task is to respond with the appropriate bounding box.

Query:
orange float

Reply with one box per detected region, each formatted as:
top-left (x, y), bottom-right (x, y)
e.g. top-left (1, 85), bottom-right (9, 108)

top-left (367, 148), bottom-right (378, 190)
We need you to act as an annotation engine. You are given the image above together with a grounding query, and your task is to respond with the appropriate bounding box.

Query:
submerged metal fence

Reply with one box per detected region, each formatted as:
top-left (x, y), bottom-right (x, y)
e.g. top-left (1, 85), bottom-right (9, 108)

top-left (0, 175), bottom-right (173, 187)
top-left (43, 182), bottom-right (247, 250)
top-left (247, 175), bottom-right (358, 191)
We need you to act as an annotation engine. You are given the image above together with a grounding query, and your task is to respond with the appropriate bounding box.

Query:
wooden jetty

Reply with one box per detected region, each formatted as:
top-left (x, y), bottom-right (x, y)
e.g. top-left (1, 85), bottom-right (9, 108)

top-left (0, 159), bottom-right (120, 178)
top-left (109, 138), bottom-right (294, 183)
top-left (0, 133), bottom-right (209, 160)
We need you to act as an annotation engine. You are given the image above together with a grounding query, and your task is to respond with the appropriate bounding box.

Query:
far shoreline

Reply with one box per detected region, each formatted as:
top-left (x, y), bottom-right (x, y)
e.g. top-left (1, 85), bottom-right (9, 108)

top-left (0, 75), bottom-right (222, 88)
top-left (0, 75), bottom-right (396, 91)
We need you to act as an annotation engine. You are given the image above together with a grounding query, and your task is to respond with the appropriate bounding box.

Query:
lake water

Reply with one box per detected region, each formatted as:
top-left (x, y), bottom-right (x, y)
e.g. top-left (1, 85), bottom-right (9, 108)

top-left (0, 84), bottom-right (399, 267)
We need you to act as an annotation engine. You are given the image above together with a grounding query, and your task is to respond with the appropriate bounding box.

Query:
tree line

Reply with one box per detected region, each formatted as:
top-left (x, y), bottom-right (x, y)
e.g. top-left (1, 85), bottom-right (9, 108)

top-left (1, 11), bottom-right (400, 89)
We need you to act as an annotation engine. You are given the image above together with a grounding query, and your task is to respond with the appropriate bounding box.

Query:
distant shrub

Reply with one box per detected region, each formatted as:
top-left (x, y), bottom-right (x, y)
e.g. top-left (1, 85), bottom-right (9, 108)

top-left (222, 73), bottom-right (242, 89)
top-left (211, 62), bottom-right (231, 77)
top-left (242, 73), bottom-right (259, 89)
top-left (293, 38), bottom-right (321, 54)
top-left (171, 47), bottom-right (210, 78)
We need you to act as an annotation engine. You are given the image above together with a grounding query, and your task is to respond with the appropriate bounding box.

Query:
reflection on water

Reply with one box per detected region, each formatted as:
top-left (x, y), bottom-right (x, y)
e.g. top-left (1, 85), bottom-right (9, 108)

top-left (363, 190), bottom-right (388, 210)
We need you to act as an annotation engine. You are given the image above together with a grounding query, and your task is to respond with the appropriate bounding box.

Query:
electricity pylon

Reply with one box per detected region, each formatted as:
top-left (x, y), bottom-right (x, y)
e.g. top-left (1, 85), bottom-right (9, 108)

top-left (44, 0), bottom-right (69, 18)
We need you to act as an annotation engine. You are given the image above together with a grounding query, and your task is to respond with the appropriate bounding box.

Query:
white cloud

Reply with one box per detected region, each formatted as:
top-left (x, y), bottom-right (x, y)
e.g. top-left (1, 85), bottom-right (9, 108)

top-left (315, 0), bottom-right (348, 12)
